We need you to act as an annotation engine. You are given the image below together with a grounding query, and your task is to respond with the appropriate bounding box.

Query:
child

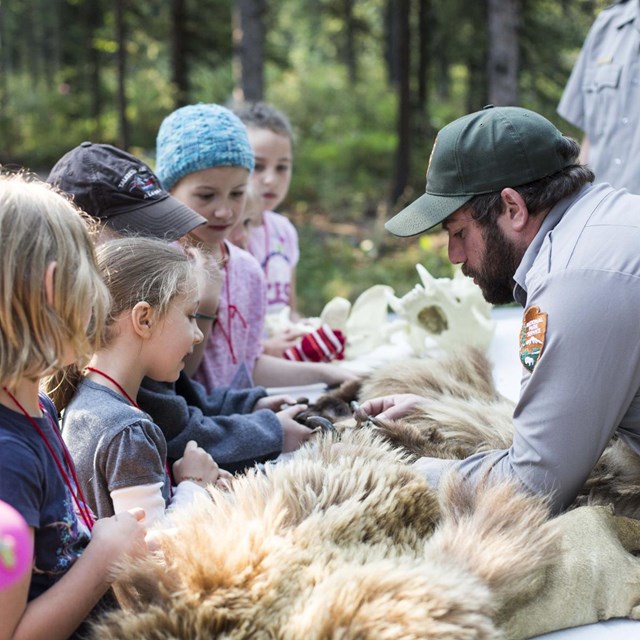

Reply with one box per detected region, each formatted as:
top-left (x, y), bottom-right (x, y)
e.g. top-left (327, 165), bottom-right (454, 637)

top-left (46, 142), bottom-right (318, 474)
top-left (46, 141), bottom-right (207, 242)
top-left (155, 103), bottom-right (356, 391)
top-left (235, 102), bottom-right (299, 318)
top-left (236, 102), bottom-right (344, 362)
top-left (57, 237), bottom-right (231, 523)
top-left (0, 174), bottom-right (146, 639)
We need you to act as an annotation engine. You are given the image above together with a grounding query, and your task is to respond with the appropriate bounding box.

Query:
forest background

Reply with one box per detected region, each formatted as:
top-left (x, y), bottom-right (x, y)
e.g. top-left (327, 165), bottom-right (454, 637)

top-left (0, 0), bottom-right (609, 315)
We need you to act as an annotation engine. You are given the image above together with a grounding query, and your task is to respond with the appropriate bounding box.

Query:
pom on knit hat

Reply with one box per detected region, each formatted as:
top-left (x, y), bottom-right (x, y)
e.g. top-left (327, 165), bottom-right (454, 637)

top-left (283, 325), bottom-right (346, 363)
top-left (155, 103), bottom-right (255, 191)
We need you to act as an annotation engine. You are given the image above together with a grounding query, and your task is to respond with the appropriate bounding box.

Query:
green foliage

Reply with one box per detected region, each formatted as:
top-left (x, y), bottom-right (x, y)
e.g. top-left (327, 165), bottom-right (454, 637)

top-left (0, 0), bottom-right (612, 310)
top-left (296, 222), bottom-right (452, 316)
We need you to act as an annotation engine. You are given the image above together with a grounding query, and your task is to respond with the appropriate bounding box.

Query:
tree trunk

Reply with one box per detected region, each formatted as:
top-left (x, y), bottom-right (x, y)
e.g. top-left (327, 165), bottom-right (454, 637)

top-left (343, 0), bottom-right (357, 84)
top-left (115, 0), bottom-right (129, 149)
top-left (171, 0), bottom-right (189, 107)
top-left (0, 2), bottom-right (9, 110)
top-left (416, 0), bottom-right (430, 114)
top-left (84, 0), bottom-right (103, 139)
top-left (391, 0), bottom-right (411, 205)
top-left (384, 0), bottom-right (397, 86)
top-left (487, 0), bottom-right (520, 106)
top-left (232, 0), bottom-right (266, 103)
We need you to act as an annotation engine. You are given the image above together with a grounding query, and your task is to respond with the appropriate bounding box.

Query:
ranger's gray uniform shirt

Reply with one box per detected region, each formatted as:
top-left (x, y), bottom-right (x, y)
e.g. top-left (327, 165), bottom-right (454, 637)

top-left (415, 183), bottom-right (640, 513)
top-left (558, 0), bottom-right (640, 193)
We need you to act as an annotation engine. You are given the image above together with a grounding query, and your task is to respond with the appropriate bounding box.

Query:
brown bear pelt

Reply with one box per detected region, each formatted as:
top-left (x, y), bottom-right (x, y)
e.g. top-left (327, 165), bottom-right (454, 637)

top-left (319, 346), bottom-right (640, 517)
top-left (91, 429), bottom-right (561, 640)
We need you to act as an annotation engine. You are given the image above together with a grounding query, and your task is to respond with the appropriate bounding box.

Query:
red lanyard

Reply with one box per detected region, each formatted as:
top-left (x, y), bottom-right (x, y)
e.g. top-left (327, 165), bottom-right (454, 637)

top-left (3, 387), bottom-right (95, 531)
top-left (84, 367), bottom-right (173, 490)
top-left (214, 245), bottom-right (248, 365)
top-left (84, 367), bottom-right (139, 407)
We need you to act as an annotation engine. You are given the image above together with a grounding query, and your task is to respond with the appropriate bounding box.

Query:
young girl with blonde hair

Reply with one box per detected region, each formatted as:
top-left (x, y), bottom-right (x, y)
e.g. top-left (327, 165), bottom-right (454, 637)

top-left (0, 174), bottom-right (146, 640)
top-left (56, 237), bottom-right (230, 524)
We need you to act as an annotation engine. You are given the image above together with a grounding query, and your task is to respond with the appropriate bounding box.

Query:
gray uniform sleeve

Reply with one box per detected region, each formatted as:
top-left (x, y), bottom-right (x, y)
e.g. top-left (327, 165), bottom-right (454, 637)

top-left (418, 268), bottom-right (640, 514)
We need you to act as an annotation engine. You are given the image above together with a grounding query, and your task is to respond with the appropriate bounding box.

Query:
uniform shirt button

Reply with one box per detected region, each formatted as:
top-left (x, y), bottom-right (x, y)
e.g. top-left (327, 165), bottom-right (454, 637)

top-left (622, 117), bottom-right (629, 125)
top-left (614, 158), bottom-right (622, 165)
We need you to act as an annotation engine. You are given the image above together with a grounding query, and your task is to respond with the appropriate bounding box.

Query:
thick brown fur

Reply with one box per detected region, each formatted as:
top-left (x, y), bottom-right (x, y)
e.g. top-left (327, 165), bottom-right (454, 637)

top-left (90, 429), bottom-right (561, 640)
top-left (88, 348), bottom-right (640, 637)
top-left (306, 346), bottom-right (640, 517)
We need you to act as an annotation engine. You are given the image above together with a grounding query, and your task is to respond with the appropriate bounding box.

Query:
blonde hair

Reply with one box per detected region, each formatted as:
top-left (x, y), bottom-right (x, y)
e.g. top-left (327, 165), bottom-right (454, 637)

top-left (97, 236), bottom-right (201, 345)
top-left (0, 173), bottom-right (109, 390)
top-left (47, 236), bottom-right (212, 409)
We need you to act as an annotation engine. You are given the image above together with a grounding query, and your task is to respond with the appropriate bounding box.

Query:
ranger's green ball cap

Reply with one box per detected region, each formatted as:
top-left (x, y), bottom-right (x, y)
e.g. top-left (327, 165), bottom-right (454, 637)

top-left (385, 105), bottom-right (573, 237)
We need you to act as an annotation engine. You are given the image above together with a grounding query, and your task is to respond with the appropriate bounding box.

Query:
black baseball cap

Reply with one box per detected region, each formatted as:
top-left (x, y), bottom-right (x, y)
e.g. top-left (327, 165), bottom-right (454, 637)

top-left (47, 142), bottom-right (206, 241)
top-left (385, 106), bottom-right (574, 237)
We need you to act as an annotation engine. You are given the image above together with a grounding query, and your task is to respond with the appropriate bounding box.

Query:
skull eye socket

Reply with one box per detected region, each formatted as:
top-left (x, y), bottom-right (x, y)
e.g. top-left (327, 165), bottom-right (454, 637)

top-left (417, 305), bottom-right (449, 334)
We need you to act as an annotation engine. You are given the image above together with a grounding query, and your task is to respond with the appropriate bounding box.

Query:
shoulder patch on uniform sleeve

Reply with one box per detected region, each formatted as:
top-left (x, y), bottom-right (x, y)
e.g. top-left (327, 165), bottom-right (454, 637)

top-left (520, 305), bottom-right (547, 372)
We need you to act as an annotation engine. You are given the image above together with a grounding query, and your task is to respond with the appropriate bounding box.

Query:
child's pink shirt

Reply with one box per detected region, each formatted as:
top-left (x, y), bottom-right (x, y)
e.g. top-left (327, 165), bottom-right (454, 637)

top-left (247, 210), bottom-right (299, 314)
top-left (193, 241), bottom-right (266, 390)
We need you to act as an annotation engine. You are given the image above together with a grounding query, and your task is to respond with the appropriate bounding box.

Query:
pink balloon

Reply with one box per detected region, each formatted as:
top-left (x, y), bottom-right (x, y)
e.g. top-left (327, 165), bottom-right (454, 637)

top-left (0, 500), bottom-right (31, 591)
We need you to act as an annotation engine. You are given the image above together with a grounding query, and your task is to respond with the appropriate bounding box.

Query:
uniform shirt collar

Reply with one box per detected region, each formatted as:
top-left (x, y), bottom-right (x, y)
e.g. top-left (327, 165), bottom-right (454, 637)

top-left (613, 0), bottom-right (640, 31)
top-left (512, 184), bottom-right (594, 306)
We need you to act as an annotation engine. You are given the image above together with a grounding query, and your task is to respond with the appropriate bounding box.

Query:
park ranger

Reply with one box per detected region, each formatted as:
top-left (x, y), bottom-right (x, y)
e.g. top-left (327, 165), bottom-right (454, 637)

top-left (558, 0), bottom-right (640, 194)
top-left (363, 105), bottom-right (640, 514)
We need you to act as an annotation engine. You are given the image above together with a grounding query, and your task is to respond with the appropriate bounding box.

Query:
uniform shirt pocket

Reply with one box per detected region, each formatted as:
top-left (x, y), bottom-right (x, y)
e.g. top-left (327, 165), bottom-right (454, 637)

top-left (582, 63), bottom-right (622, 136)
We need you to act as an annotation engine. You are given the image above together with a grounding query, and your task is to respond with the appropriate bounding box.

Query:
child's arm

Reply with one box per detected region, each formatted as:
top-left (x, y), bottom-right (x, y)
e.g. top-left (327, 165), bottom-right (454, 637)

top-left (252, 354), bottom-right (359, 388)
top-left (261, 327), bottom-right (307, 358)
top-left (288, 267), bottom-right (300, 321)
top-left (0, 512), bottom-right (146, 640)
top-left (111, 482), bottom-right (166, 525)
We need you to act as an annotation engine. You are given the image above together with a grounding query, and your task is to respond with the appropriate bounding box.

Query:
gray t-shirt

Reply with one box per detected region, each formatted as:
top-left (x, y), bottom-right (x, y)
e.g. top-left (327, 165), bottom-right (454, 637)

top-left (558, 0), bottom-right (640, 193)
top-left (417, 183), bottom-right (640, 513)
top-left (62, 379), bottom-right (171, 519)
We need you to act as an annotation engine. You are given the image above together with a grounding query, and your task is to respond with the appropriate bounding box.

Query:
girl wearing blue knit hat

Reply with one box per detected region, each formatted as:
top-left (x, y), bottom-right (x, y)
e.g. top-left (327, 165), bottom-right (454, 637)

top-left (155, 103), bottom-right (356, 393)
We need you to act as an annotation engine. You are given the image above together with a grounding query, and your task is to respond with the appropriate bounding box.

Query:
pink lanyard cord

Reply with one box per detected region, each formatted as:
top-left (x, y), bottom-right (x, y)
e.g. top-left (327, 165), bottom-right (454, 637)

top-left (3, 387), bottom-right (95, 531)
top-left (262, 216), bottom-right (270, 277)
top-left (215, 257), bottom-right (248, 365)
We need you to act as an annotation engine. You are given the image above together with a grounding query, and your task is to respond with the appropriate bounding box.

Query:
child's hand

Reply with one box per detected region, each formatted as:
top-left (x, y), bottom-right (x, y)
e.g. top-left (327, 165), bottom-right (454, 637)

top-left (215, 469), bottom-right (234, 491)
top-left (90, 508), bottom-right (147, 568)
top-left (277, 404), bottom-right (318, 452)
top-left (253, 393), bottom-right (298, 412)
top-left (316, 363), bottom-right (360, 386)
top-left (262, 328), bottom-right (307, 358)
top-left (173, 440), bottom-right (221, 488)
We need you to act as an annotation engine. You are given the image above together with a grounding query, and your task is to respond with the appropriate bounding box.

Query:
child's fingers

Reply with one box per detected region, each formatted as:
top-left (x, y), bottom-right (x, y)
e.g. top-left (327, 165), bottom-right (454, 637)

top-left (127, 507), bottom-right (146, 522)
top-left (183, 440), bottom-right (198, 453)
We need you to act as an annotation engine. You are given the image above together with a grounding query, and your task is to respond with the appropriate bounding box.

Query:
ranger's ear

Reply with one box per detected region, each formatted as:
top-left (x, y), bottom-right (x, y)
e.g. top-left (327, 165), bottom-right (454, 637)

top-left (500, 188), bottom-right (528, 232)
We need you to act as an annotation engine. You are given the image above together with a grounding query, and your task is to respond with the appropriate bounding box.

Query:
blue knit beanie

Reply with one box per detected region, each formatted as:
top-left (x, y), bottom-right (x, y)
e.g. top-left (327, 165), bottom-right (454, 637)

top-left (155, 103), bottom-right (255, 191)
